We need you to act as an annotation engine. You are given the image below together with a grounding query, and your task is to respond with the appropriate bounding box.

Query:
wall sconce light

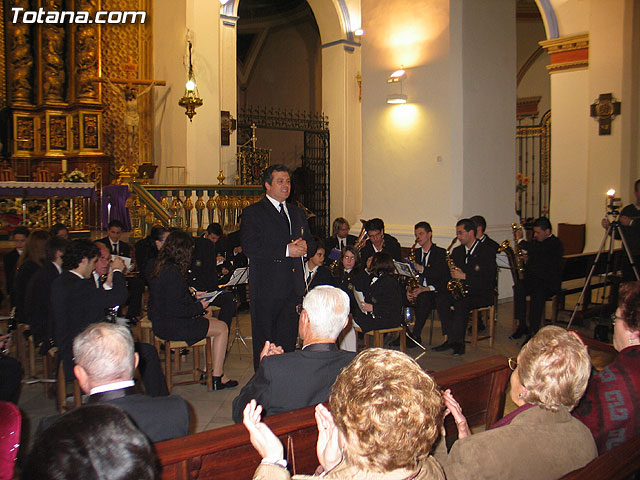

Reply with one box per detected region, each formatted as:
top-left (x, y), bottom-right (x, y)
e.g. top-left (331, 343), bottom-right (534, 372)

top-left (354, 28), bottom-right (364, 37)
top-left (387, 66), bottom-right (407, 104)
top-left (219, 0), bottom-right (231, 4)
top-left (178, 41), bottom-right (203, 121)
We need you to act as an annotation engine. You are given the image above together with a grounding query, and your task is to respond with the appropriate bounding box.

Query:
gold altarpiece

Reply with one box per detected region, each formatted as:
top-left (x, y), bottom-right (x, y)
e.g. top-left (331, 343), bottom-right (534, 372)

top-left (1, 0), bottom-right (153, 184)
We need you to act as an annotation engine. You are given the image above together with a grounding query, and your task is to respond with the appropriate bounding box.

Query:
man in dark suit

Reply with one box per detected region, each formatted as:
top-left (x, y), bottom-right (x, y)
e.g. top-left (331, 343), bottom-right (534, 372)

top-left (512, 217), bottom-right (564, 341)
top-left (324, 217), bottom-right (358, 265)
top-left (471, 215), bottom-right (500, 253)
top-left (42, 322), bottom-right (188, 443)
top-left (447, 218), bottom-right (497, 355)
top-left (241, 165), bottom-right (315, 370)
top-left (231, 285), bottom-right (355, 422)
top-left (406, 222), bottom-right (453, 348)
top-left (24, 236), bottom-right (68, 350)
top-left (96, 219), bottom-right (144, 320)
top-left (51, 239), bottom-right (128, 381)
top-left (4, 226), bottom-right (28, 307)
top-left (359, 218), bottom-right (402, 268)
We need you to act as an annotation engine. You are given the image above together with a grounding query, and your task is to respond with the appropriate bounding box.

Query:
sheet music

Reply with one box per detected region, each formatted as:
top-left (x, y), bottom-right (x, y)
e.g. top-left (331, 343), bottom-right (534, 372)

top-left (222, 267), bottom-right (249, 287)
top-left (353, 289), bottom-right (366, 313)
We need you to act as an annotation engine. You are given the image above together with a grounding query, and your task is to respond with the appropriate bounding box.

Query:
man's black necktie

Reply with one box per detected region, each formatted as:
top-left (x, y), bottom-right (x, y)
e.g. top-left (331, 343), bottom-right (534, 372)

top-left (306, 270), bottom-right (313, 285)
top-left (465, 250), bottom-right (470, 264)
top-left (279, 203), bottom-right (290, 234)
top-left (112, 243), bottom-right (118, 255)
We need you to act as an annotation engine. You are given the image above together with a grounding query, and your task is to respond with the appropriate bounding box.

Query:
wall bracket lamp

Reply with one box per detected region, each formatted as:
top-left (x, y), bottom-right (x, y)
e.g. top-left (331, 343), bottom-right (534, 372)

top-left (178, 41), bottom-right (203, 121)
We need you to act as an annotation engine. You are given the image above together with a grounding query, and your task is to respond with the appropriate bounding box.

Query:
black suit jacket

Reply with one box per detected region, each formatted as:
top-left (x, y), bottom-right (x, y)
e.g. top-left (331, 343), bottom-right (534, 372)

top-left (360, 233), bottom-right (402, 266)
top-left (324, 234), bottom-right (358, 264)
top-left (3, 249), bottom-right (19, 302)
top-left (451, 241), bottom-right (497, 304)
top-left (13, 260), bottom-right (40, 323)
top-left (353, 274), bottom-right (404, 332)
top-left (97, 237), bottom-right (132, 258)
top-left (241, 197), bottom-right (315, 299)
top-left (520, 234), bottom-right (564, 292)
top-left (51, 270), bottom-right (128, 378)
top-left (479, 234), bottom-right (500, 254)
top-left (89, 387), bottom-right (189, 443)
top-left (231, 344), bottom-right (355, 423)
top-left (190, 237), bottom-right (219, 291)
top-left (24, 262), bottom-right (60, 344)
top-left (414, 245), bottom-right (451, 293)
top-left (307, 265), bottom-right (334, 292)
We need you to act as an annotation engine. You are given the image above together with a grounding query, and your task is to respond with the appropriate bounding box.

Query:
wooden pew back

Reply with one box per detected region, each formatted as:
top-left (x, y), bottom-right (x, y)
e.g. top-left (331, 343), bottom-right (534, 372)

top-left (560, 433), bottom-right (640, 479)
top-left (156, 355), bottom-right (511, 480)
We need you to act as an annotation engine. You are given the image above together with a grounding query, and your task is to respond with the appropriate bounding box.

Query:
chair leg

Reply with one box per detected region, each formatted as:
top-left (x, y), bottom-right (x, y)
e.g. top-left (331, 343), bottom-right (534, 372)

top-left (551, 296), bottom-right (558, 324)
top-left (205, 337), bottom-right (213, 392)
top-left (193, 345), bottom-right (201, 382)
top-left (164, 343), bottom-right (173, 394)
top-left (73, 380), bottom-right (82, 408)
top-left (373, 331), bottom-right (383, 348)
top-left (28, 335), bottom-right (36, 378)
top-left (471, 310), bottom-right (478, 348)
top-left (488, 307), bottom-right (495, 347)
top-left (56, 362), bottom-right (66, 414)
top-left (400, 326), bottom-right (407, 353)
top-left (428, 310), bottom-right (435, 346)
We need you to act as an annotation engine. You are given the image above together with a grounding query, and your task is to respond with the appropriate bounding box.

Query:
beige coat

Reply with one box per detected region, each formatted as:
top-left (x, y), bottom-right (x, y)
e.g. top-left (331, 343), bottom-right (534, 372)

top-left (433, 405), bottom-right (597, 480)
top-left (252, 457), bottom-right (446, 480)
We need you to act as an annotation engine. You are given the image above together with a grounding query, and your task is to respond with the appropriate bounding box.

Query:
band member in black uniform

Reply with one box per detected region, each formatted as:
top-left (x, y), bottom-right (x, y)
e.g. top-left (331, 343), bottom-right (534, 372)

top-left (324, 217), bottom-right (357, 265)
top-left (448, 219), bottom-right (497, 355)
top-left (471, 215), bottom-right (500, 253)
top-left (333, 246), bottom-right (369, 314)
top-left (406, 222), bottom-right (453, 348)
top-left (359, 218), bottom-right (402, 269)
top-left (304, 241), bottom-right (333, 292)
top-left (511, 217), bottom-right (564, 341)
top-left (351, 252), bottom-right (403, 333)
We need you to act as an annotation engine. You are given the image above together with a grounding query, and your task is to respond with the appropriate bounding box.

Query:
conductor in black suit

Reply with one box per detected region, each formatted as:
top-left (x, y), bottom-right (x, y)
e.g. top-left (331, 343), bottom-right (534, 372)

top-left (448, 219), bottom-right (497, 355)
top-left (324, 217), bottom-right (357, 265)
top-left (231, 285), bottom-right (355, 423)
top-left (406, 222), bottom-right (453, 347)
top-left (512, 217), bottom-right (564, 340)
top-left (41, 322), bottom-right (188, 443)
top-left (241, 165), bottom-right (315, 370)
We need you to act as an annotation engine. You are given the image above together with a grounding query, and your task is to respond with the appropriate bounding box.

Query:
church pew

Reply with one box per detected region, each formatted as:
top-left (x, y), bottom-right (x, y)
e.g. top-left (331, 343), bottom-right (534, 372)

top-left (560, 433), bottom-right (640, 480)
top-left (155, 354), bottom-right (511, 480)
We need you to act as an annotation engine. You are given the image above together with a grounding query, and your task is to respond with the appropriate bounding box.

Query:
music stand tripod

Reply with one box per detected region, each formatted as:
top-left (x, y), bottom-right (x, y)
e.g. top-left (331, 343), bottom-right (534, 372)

top-left (566, 200), bottom-right (640, 330)
top-left (224, 267), bottom-right (251, 354)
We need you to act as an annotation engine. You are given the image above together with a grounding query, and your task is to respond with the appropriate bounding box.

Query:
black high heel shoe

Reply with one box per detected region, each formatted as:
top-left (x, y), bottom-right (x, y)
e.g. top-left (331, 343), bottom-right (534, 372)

top-left (212, 375), bottom-right (238, 390)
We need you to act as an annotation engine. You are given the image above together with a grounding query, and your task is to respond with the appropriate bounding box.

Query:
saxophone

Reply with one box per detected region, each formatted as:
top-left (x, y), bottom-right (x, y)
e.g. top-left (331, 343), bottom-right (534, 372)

top-left (406, 240), bottom-right (420, 290)
top-left (446, 237), bottom-right (468, 300)
top-left (497, 239), bottom-right (520, 284)
top-left (511, 223), bottom-right (525, 280)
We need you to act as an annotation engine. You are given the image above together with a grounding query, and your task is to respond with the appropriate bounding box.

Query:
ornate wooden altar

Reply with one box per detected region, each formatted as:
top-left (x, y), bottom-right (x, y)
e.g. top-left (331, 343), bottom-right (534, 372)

top-left (0, 181), bottom-right (96, 232)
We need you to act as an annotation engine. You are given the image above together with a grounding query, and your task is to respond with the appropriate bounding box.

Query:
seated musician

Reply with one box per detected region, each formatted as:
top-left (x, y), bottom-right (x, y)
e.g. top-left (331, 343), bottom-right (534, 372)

top-left (407, 221), bottom-right (453, 348)
top-left (351, 252), bottom-right (403, 333)
top-left (447, 219), bottom-right (497, 355)
top-left (333, 246), bottom-right (370, 351)
top-left (471, 215), bottom-right (500, 253)
top-left (96, 220), bottom-right (144, 322)
top-left (511, 217), bottom-right (563, 342)
top-left (435, 326), bottom-right (596, 479)
top-left (359, 218), bottom-right (402, 268)
top-left (324, 217), bottom-right (357, 265)
top-left (573, 281), bottom-right (640, 453)
top-left (304, 241), bottom-right (333, 292)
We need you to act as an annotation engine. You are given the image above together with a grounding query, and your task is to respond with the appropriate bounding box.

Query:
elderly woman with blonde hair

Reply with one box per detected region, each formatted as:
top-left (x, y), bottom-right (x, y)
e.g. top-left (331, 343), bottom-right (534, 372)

top-left (244, 348), bottom-right (446, 479)
top-left (435, 326), bottom-right (597, 480)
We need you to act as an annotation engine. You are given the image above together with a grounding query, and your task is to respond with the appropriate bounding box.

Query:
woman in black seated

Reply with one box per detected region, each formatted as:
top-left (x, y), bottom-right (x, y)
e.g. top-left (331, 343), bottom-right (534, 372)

top-left (148, 231), bottom-right (237, 390)
top-left (13, 229), bottom-right (48, 324)
top-left (135, 226), bottom-right (170, 283)
top-left (351, 252), bottom-right (403, 333)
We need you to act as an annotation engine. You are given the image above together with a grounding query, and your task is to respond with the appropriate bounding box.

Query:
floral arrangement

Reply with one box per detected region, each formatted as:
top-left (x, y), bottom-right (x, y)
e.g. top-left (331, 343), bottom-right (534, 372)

top-left (62, 169), bottom-right (87, 183)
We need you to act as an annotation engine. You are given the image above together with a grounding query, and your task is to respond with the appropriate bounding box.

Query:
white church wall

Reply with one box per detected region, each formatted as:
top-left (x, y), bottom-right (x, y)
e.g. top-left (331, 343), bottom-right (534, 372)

top-left (517, 19), bottom-right (550, 116)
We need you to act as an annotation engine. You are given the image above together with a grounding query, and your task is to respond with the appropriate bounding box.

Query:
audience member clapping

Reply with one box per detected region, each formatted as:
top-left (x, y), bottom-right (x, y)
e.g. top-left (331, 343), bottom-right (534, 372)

top-left (244, 348), bottom-right (446, 479)
top-left (435, 326), bottom-right (597, 479)
top-left (573, 281), bottom-right (640, 452)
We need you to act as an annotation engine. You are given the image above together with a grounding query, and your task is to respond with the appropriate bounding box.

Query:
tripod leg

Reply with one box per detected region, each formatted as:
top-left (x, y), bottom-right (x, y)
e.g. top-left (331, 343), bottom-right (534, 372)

top-left (567, 225), bottom-right (614, 330)
top-left (616, 227), bottom-right (640, 281)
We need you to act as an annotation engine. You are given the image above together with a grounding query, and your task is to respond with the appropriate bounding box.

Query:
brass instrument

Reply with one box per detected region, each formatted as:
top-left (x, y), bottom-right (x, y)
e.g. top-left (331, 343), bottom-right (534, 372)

top-left (497, 239), bottom-right (520, 284)
top-left (511, 223), bottom-right (525, 280)
top-left (446, 236), bottom-right (468, 300)
top-left (406, 240), bottom-right (420, 290)
top-left (354, 218), bottom-right (369, 252)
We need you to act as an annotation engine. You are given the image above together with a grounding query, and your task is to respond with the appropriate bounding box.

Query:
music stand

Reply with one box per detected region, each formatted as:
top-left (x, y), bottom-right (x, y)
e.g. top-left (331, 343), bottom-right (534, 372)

top-left (222, 267), bottom-right (250, 354)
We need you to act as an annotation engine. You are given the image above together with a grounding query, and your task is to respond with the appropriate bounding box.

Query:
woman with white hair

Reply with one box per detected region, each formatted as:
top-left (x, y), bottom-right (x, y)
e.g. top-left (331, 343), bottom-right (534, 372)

top-left (435, 326), bottom-right (597, 479)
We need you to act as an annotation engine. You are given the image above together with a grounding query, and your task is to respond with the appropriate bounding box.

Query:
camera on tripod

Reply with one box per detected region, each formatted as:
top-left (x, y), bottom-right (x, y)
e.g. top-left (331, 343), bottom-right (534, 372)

top-left (606, 189), bottom-right (622, 217)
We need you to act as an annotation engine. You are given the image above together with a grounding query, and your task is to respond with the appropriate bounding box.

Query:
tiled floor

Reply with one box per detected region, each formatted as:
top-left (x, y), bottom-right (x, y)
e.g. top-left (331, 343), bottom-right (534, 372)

top-left (15, 296), bottom-right (598, 449)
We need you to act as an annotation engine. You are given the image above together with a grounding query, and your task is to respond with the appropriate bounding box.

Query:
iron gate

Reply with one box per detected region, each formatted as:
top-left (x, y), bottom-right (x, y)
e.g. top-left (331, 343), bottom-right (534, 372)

top-left (237, 106), bottom-right (330, 237)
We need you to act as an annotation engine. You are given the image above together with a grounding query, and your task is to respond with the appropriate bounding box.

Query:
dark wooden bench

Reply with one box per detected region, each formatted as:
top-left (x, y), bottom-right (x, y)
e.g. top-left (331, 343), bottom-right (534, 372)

top-left (155, 355), bottom-right (511, 480)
